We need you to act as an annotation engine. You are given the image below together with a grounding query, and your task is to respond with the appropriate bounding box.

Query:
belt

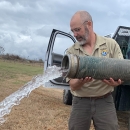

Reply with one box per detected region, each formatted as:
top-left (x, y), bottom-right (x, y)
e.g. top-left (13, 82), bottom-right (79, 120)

top-left (74, 92), bottom-right (112, 100)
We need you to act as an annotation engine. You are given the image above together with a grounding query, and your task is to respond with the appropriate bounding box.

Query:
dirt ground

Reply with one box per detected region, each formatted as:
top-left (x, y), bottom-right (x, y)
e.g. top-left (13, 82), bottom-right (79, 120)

top-left (0, 85), bottom-right (129, 130)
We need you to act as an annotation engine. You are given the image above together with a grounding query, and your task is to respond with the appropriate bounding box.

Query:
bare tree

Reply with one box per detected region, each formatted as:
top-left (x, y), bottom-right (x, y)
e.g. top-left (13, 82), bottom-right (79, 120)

top-left (0, 46), bottom-right (4, 55)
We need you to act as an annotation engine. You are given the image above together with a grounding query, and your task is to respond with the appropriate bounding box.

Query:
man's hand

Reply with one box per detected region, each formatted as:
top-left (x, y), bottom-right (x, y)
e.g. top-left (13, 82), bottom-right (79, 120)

top-left (69, 77), bottom-right (93, 91)
top-left (79, 77), bottom-right (93, 84)
top-left (102, 78), bottom-right (123, 87)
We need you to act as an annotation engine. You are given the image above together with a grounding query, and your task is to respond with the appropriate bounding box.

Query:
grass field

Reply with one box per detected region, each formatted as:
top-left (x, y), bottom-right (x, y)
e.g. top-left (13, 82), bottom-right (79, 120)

top-left (0, 59), bottom-right (73, 130)
top-left (0, 60), bottom-right (43, 101)
top-left (0, 59), bottom-right (128, 130)
top-left (0, 59), bottom-right (43, 78)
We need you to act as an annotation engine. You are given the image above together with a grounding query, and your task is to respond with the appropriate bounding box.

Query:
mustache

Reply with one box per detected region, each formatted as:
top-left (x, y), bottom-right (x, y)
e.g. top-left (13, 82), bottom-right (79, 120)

top-left (76, 36), bottom-right (83, 39)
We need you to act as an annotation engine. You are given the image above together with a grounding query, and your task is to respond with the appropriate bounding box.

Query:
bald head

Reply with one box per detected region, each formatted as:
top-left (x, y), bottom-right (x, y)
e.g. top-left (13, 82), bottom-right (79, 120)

top-left (70, 11), bottom-right (93, 25)
top-left (70, 11), bottom-right (95, 46)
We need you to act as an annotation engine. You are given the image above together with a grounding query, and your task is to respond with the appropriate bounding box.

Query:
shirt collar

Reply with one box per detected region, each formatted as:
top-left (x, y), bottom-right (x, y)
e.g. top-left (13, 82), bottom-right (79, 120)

top-left (74, 33), bottom-right (106, 50)
top-left (95, 34), bottom-right (106, 49)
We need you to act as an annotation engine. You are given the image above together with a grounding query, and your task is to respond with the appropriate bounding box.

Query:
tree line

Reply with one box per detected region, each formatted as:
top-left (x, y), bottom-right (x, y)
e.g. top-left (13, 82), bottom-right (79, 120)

top-left (0, 53), bottom-right (44, 63)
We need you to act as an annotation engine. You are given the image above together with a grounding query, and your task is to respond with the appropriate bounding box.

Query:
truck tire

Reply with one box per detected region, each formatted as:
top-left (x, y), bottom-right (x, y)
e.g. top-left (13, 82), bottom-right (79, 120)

top-left (63, 90), bottom-right (72, 105)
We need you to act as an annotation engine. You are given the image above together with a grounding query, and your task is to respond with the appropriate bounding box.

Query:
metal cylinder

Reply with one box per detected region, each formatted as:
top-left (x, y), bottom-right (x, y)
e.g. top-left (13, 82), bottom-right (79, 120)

top-left (61, 54), bottom-right (130, 81)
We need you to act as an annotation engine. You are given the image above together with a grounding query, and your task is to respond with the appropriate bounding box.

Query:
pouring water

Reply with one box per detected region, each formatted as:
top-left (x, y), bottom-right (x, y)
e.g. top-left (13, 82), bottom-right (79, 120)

top-left (0, 65), bottom-right (63, 125)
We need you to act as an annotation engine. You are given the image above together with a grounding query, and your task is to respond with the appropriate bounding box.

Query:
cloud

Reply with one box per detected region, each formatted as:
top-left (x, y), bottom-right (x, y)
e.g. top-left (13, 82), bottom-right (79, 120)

top-left (0, 0), bottom-right (130, 60)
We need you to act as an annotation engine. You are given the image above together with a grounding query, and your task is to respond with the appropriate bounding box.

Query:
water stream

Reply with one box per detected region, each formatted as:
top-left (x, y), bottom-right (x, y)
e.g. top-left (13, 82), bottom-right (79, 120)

top-left (0, 65), bottom-right (63, 125)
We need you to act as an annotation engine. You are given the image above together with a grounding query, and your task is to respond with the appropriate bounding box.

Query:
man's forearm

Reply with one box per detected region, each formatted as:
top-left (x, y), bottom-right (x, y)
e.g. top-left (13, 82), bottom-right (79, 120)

top-left (69, 79), bottom-right (83, 91)
top-left (69, 77), bottom-right (93, 91)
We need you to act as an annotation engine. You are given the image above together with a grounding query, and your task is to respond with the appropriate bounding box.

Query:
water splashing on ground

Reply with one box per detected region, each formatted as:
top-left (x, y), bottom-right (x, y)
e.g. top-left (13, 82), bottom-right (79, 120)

top-left (0, 66), bottom-right (62, 125)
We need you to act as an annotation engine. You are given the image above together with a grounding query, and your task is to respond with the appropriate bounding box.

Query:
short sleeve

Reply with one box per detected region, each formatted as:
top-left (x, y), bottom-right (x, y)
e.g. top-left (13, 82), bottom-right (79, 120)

top-left (112, 41), bottom-right (124, 59)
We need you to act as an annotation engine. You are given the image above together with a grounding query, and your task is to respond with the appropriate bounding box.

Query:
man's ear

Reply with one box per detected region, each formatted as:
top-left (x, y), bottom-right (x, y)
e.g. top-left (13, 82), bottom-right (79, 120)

top-left (87, 21), bottom-right (92, 27)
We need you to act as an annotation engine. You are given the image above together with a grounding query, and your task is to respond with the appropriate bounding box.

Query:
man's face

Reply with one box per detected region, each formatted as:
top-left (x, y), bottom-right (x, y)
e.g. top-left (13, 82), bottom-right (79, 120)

top-left (76, 26), bottom-right (89, 45)
top-left (70, 21), bottom-right (90, 46)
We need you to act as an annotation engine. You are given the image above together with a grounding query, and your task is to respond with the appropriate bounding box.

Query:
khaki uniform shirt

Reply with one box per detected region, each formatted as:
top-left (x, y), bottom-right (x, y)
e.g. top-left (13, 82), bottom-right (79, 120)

top-left (66, 34), bottom-right (123, 97)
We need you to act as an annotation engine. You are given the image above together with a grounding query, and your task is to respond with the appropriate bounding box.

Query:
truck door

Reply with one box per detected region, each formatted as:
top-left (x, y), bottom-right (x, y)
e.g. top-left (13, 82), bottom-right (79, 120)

top-left (113, 26), bottom-right (130, 59)
top-left (112, 26), bottom-right (130, 111)
top-left (44, 29), bottom-right (76, 104)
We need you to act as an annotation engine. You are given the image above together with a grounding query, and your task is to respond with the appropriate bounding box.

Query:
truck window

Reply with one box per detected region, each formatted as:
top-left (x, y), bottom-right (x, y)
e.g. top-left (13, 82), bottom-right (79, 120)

top-left (53, 34), bottom-right (75, 56)
top-left (113, 26), bottom-right (130, 59)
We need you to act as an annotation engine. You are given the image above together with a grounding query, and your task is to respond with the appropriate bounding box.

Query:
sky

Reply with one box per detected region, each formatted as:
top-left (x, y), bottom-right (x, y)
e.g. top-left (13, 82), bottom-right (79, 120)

top-left (0, 0), bottom-right (130, 60)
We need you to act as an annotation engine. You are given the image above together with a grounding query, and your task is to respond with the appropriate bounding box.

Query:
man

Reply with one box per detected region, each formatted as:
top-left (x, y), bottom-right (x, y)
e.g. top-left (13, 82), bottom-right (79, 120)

top-left (67, 11), bottom-right (123, 130)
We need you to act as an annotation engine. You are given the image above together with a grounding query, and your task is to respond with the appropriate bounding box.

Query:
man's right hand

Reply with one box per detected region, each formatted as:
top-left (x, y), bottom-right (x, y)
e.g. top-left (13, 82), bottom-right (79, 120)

top-left (69, 77), bottom-right (93, 91)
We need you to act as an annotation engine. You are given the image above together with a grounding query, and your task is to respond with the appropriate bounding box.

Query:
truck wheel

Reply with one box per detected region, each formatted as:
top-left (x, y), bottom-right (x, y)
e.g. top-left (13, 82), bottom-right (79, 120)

top-left (63, 90), bottom-right (72, 105)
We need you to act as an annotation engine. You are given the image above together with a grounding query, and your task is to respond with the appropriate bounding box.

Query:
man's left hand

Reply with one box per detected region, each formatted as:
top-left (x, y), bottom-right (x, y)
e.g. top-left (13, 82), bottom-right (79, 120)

top-left (102, 78), bottom-right (123, 87)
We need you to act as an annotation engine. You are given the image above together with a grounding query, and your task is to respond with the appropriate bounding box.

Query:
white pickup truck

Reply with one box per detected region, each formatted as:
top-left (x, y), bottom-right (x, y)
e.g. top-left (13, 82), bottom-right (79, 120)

top-left (44, 26), bottom-right (130, 110)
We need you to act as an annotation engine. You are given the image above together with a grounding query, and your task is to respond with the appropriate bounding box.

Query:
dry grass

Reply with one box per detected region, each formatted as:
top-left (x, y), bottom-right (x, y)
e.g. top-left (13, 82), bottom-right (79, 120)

top-left (0, 86), bottom-right (128, 130)
top-left (0, 60), bottom-right (128, 130)
top-left (0, 87), bottom-right (68, 130)
top-left (0, 86), bottom-right (95, 130)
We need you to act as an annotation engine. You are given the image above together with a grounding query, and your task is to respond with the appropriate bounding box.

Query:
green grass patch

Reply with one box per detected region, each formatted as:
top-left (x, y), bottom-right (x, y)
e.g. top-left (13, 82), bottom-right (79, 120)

top-left (0, 60), bottom-right (43, 75)
top-left (0, 60), bottom-right (43, 82)
top-left (12, 80), bottom-right (28, 85)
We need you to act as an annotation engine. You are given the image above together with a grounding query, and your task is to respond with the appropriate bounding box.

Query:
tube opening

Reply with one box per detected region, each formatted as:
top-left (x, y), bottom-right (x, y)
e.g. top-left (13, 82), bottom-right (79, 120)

top-left (61, 55), bottom-right (69, 77)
